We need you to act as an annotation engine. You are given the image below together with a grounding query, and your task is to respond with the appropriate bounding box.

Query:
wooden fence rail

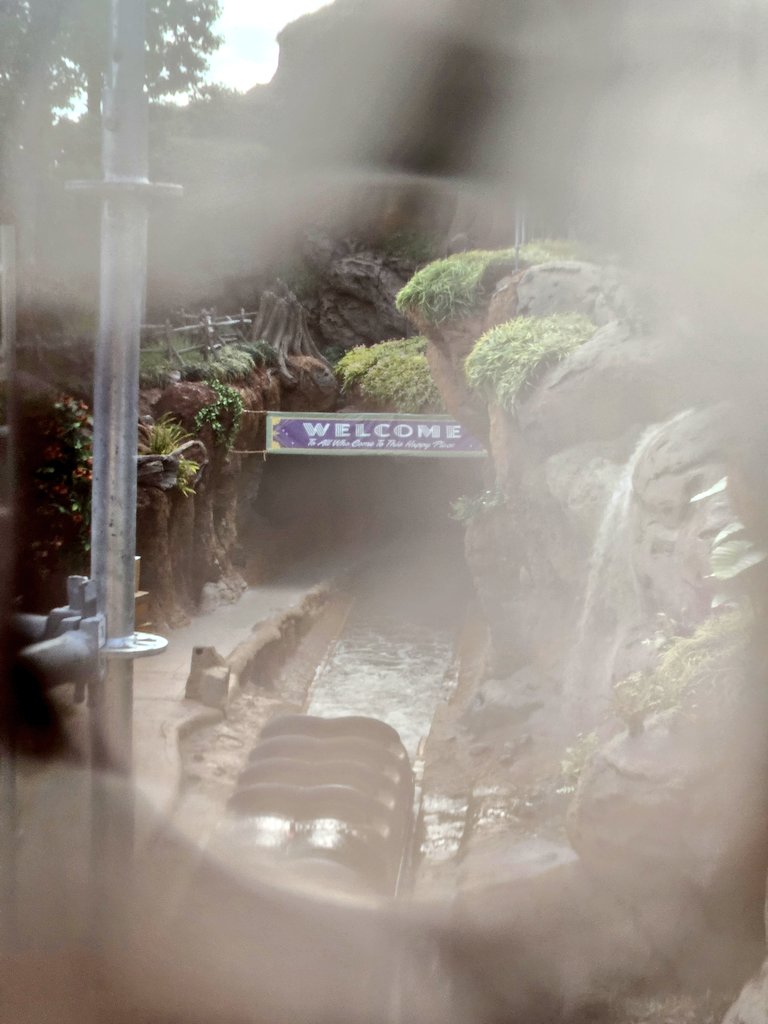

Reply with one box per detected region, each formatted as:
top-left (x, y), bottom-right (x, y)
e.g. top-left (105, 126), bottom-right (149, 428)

top-left (140, 308), bottom-right (257, 363)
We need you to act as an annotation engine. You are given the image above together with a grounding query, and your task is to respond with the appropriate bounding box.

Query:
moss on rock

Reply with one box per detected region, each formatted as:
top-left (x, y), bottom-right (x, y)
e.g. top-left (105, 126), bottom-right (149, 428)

top-left (396, 249), bottom-right (519, 326)
top-left (612, 610), bottom-right (751, 729)
top-left (464, 312), bottom-right (595, 411)
top-left (336, 336), bottom-right (443, 413)
top-left (395, 240), bottom-right (586, 328)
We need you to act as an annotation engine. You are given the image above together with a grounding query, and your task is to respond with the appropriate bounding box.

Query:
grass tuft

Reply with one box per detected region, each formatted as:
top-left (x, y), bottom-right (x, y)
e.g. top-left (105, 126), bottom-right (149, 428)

top-left (395, 240), bottom-right (587, 327)
top-left (336, 337), bottom-right (442, 413)
top-left (612, 610), bottom-right (750, 728)
top-left (465, 313), bottom-right (595, 410)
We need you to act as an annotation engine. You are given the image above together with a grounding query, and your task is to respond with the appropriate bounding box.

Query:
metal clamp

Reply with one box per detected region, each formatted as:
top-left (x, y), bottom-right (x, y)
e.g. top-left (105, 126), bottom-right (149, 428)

top-left (103, 631), bottom-right (168, 659)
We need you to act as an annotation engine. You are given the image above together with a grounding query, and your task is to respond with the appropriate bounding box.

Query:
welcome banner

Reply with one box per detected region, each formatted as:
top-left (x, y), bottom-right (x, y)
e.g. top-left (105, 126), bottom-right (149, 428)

top-left (266, 412), bottom-right (486, 458)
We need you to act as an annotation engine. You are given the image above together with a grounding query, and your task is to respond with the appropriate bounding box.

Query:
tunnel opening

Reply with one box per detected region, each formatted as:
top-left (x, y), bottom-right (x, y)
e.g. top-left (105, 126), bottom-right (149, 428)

top-left (242, 451), bottom-right (485, 588)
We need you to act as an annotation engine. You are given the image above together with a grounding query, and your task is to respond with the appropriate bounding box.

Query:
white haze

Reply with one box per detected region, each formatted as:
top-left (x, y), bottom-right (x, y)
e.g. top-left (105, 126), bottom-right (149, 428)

top-left (10, 0), bottom-right (768, 1021)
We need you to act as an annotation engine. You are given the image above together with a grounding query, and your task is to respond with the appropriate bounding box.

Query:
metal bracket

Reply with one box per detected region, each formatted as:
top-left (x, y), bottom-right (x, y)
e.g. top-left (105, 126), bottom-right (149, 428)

top-left (103, 631), bottom-right (168, 659)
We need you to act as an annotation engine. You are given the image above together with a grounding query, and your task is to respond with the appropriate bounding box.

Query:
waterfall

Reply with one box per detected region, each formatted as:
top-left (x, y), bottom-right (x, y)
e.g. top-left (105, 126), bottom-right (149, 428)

top-left (566, 409), bottom-right (694, 721)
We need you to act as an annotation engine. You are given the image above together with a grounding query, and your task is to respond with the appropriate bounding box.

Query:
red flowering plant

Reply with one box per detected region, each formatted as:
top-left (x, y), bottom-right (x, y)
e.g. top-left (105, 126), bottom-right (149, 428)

top-left (29, 396), bottom-right (93, 577)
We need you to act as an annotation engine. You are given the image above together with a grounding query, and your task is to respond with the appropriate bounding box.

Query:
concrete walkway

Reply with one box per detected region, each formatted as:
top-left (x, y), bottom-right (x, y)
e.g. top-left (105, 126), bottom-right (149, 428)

top-left (132, 558), bottom-right (343, 821)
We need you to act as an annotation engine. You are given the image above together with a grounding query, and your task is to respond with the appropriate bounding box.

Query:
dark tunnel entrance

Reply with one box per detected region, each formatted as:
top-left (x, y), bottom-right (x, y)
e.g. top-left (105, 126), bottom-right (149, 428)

top-left (243, 452), bottom-right (485, 583)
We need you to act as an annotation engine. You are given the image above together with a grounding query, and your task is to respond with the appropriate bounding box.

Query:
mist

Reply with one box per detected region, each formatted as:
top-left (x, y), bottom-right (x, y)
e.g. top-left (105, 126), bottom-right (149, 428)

top-left (5, 1), bottom-right (768, 1023)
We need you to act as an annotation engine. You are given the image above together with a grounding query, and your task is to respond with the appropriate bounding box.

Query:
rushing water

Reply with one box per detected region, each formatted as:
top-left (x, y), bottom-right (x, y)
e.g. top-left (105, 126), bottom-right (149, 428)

top-left (306, 533), bottom-right (466, 759)
top-left (566, 409), bottom-right (694, 717)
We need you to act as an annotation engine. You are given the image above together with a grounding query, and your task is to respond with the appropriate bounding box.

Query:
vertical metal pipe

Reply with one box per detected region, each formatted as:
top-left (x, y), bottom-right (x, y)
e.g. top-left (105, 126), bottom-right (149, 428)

top-left (0, 226), bottom-right (16, 366)
top-left (90, 0), bottom-right (148, 774)
top-left (89, 0), bottom-right (148, 922)
top-left (0, 225), bottom-right (18, 948)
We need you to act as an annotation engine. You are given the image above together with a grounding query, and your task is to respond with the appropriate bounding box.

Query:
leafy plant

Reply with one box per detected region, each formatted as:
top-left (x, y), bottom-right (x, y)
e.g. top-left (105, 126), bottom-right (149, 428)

top-left (176, 457), bottom-right (200, 497)
top-left (194, 380), bottom-right (244, 449)
top-left (450, 488), bottom-right (506, 522)
top-left (336, 336), bottom-right (442, 413)
top-left (465, 313), bottom-right (595, 411)
top-left (690, 476), bottom-right (767, 605)
top-left (138, 412), bottom-right (191, 455)
top-left (29, 396), bottom-right (93, 576)
top-left (138, 414), bottom-right (199, 496)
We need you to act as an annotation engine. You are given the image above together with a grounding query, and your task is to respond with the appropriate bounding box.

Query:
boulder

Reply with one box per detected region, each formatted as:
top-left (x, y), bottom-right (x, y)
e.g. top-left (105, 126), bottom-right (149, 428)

top-left (629, 404), bottom-right (733, 626)
top-left (567, 697), bottom-right (768, 971)
top-left (485, 260), bottom-right (637, 331)
top-left (453, 839), bottom-right (658, 1021)
top-left (516, 321), bottom-right (722, 455)
top-left (153, 381), bottom-right (217, 434)
top-left (725, 959), bottom-right (768, 1024)
top-left (303, 238), bottom-right (418, 350)
top-left (461, 667), bottom-right (552, 740)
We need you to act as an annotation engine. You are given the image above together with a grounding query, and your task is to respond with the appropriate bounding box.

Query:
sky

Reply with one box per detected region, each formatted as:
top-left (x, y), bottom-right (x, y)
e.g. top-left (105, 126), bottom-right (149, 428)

top-left (205, 0), bottom-right (336, 93)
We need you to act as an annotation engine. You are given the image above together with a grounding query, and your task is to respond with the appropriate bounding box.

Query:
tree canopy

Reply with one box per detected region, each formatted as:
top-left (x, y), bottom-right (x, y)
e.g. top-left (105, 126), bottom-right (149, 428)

top-left (1, 0), bottom-right (223, 127)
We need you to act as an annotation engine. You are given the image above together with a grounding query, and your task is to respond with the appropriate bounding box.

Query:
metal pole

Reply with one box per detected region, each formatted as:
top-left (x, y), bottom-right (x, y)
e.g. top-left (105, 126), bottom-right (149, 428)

top-left (0, 225), bottom-right (18, 948)
top-left (87, 0), bottom-right (149, 926)
top-left (62, 0), bottom-right (174, 941)
top-left (0, 226), bottom-right (16, 375)
top-left (90, 0), bottom-right (148, 775)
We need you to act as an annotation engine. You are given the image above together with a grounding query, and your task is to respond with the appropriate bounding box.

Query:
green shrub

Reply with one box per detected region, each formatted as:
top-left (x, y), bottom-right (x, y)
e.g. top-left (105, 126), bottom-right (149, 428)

top-left (140, 344), bottom-right (259, 389)
top-left (335, 343), bottom-right (384, 389)
top-left (395, 240), bottom-right (587, 327)
top-left (336, 337), bottom-right (442, 413)
top-left (29, 396), bottom-right (93, 576)
top-left (396, 249), bottom-right (519, 326)
top-left (465, 313), bottom-right (595, 411)
top-left (612, 610), bottom-right (750, 729)
top-left (182, 346), bottom-right (256, 383)
top-left (241, 339), bottom-right (279, 369)
top-left (139, 348), bottom-right (181, 389)
top-left (194, 380), bottom-right (244, 449)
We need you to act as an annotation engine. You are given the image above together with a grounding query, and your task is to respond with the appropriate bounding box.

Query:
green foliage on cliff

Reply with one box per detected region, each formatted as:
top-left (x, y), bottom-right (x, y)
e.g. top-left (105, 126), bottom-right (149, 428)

top-left (336, 337), bottom-right (443, 413)
top-left (140, 343), bottom-right (272, 389)
top-left (612, 610), bottom-right (750, 730)
top-left (194, 380), bottom-right (244, 449)
top-left (396, 249), bottom-right (518, 326)
top-left (465, 313), bottom-right (595, 410)
top-left (395, 240), bottom-right (587, 327)
top-left (138, 413), bottom-right (200, 496)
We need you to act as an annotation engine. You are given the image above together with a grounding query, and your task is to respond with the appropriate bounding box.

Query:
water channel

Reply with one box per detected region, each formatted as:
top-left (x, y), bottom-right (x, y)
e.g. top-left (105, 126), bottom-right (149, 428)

top-left (306, 532), bottom-right (466, 759)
